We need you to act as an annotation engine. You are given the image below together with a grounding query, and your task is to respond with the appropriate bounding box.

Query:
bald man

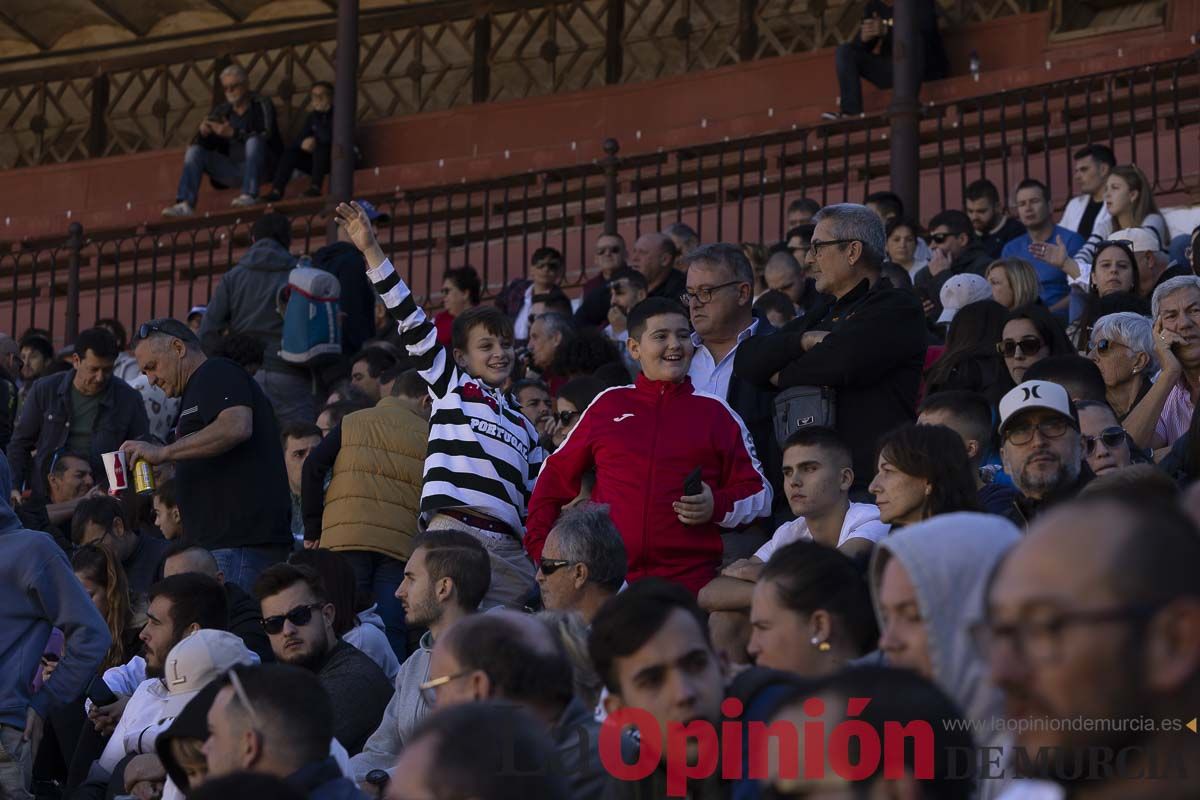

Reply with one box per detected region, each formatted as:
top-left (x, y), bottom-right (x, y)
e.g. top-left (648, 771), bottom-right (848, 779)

top-left (983, 497), bottom-right (1200, 798)
top-left (424, 611), bottom-right (606, 800)
top-left (630, 233), bottom-right (686, 302)
top-left (162, 545), bottom-right (272, 663)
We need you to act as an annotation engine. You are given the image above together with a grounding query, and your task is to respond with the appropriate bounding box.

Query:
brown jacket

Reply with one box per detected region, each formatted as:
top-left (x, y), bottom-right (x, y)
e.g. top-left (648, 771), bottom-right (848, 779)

top-left (320, 397), bottom-right (428, 561)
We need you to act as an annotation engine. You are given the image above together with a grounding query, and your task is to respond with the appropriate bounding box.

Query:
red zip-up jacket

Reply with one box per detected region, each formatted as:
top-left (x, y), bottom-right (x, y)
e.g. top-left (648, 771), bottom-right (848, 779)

top-left (525, 374), bottom-right (772, 593)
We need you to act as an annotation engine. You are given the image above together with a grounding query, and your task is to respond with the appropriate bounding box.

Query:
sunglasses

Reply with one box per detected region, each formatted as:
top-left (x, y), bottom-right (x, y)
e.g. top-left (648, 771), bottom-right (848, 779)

top-left (997, 336), bottom-right (1045, 358)
top-left (260, 603), bottom-right (325, 635)
top-left (1088, 338), bottom-right (1126, 355)
top-left (929, 232), bottom-right (956, 244)
top-left (595, 246), bottom-right (621, 256)
top-left (538, 557), bottom-right (573, 576)
top-left (552, 410), bottom-right (579, 426)
top-left (1004, 417), bottom-right (1071, 446)
top-left (1083, 426), bottom-right (1127, 455)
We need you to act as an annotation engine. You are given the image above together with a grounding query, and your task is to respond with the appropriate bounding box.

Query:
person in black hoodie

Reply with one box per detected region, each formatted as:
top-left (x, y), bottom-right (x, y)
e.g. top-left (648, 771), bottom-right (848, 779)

top-left (156, 681), bottom-right (221, 797)
top-left (734, 203), bottom-right (927, 496)
top-left (915, 210), bottom-right (996, 321)
top-left (162, 544), bottom-right (274, 664)
top-left (263, 82), bottom-right (333, 202)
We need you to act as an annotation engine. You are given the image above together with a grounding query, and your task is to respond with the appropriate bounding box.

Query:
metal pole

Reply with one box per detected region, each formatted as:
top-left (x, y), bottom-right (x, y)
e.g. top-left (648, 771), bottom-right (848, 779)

top-left (327, 0), bottom-right (359, 245)
top-left (602, 138), bottom-right (620, 235)
top-left (889, 0), bottom-right (920, 220)
top-left (65, 222), bottom-right (83, 344)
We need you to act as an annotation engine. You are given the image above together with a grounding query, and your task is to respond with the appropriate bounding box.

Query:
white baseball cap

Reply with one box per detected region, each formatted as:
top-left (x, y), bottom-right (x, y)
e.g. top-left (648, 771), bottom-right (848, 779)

top-left (937, 273), bottom-right (993, 324)
top-left (158, 629), bottom-right (256, 720)
top-left (1108, 227), bottom-right (1161, 254)
top-left (998, 380), bottom-right (1077, 435)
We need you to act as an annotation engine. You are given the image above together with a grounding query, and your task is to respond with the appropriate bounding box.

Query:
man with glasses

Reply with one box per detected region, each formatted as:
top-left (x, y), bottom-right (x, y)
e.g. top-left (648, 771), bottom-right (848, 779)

top-left (735, 203), bottom-right (927, 496)
top-left (252, 564), bottom-right (391, 756)
top-left (351, 530), bottom-right (488, 785)
top-left (163, 64), bottom-right (282, 216)
top-left (982, 496), bottom-right (1200, 798)
top-left (535, 503), bottom-right (626, 624)
top-left (417, 610), bottom-right (606, 800)
top-left (204, 664), bottom-right (365, 800)
top-left (915, 209), bottom-right (994, 321)
top-left (684, 243), bottom-right (787, 542)
top-left (576, 233), bottom-right (634, 328)
top-left (496, 247), bottom-right (567, 344)
top-left (121, 318), bottom-right (292, 593)
top-left (997, 380), bottom-right (1091, 527)
top-left (71, 495), bottom-right (172, 598)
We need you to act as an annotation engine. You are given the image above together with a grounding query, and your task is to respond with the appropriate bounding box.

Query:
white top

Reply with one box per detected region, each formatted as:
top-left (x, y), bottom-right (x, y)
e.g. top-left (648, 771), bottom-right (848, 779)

top-left (1059, 194), bottom-right (1113, 238)
top-left (97, 677), bottom-right (171, 773)
top-left (754, 502), bottom-right (890, 562)
top-left (688, 319), bottom-right (759, 400)
top-left (513, 284), bottom-right (535, 341)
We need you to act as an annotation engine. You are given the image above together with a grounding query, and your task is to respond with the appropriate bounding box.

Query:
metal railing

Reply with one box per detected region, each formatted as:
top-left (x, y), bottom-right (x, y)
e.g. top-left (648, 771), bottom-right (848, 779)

top-left (3, 49), bottom-right (1197, 346)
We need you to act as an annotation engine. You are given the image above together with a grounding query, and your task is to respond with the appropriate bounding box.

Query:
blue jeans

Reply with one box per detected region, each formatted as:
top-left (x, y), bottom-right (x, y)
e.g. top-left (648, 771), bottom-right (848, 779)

top-left (176, 135), bottom-right (267, 205)
top-left (255, 367), bottom-right (316, 426)
top-left (340, 551), bottom-right (408, 661)
top-left (211, 545), bottom-right (289, 594)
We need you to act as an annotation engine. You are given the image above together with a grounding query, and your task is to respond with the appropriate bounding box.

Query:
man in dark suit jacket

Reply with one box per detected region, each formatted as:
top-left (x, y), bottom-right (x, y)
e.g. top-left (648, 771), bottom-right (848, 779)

top-left (682, 244), bottom-right (786, 559)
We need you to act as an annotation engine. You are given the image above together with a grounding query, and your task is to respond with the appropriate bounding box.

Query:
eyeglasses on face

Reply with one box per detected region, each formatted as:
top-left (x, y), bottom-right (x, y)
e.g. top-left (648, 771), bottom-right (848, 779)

top-left (260, 603), bottom-right (325, 635)
top-left (1004, 417), bottom-right (1071, 446)
top-left (596, 246), bottom-right (621, 256)
top-left (929, 232), bottom-right (957, 244)
top-left (808, 238), bottom-right (858, 257)
top-left (1083, 426), bottom-right (1127, 455)
top-left (552, 410), bottom-right (579, 426)
top-left (538, 557), bottom-right (573, 576)
top-left (418, 670), bottom-right (474, 707)
top-left (970, 603), bottom-right (1163, 665)
top-left (997, 336), bottom-right (1045, 358)
top-left (680, 280), bottom-right (743, 306)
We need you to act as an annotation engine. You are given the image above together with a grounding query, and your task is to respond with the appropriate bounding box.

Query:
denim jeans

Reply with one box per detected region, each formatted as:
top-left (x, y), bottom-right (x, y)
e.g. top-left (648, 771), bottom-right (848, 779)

top-left (340, 550), bottom-right (408, 661)
top-left (0, 724), bottom-right (33, 800)
top-left (211, 545), bottom-right (289, 594)
top-left (176, 135), bottom-right (268, 205)
top-left (425, 514), bottom-right (537, 611)
top-left (255, 367), bottom-right (316, 427)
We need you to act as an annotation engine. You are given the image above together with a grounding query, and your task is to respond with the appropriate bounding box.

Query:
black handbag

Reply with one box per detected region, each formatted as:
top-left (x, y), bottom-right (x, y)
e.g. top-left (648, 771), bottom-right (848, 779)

top-left (773, 385), bottom-right (837, 446)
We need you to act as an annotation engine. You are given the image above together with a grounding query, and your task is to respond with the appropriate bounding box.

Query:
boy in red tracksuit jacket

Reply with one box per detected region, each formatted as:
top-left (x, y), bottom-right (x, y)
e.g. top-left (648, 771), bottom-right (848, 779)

top-left (525, 297), bottom-right (772, 593)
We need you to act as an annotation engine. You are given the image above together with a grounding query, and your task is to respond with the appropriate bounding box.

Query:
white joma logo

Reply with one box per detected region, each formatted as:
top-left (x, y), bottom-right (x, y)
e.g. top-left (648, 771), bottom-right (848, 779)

top-left (613, 413), bottom-right (635, 422)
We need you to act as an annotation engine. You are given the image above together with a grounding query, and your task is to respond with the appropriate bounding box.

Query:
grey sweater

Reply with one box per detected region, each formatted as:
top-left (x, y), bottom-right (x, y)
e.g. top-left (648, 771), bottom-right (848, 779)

top-left (349, 631), bottom-right (433, 782)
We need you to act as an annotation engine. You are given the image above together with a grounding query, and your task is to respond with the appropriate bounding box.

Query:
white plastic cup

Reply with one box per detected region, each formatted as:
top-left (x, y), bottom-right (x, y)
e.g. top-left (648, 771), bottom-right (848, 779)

top-left (102, 451), bottom-right (130, 495)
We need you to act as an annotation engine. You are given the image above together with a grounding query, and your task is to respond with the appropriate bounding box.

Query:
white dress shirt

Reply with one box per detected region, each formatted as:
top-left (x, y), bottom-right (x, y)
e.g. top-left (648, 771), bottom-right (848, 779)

top-left (688, 318), bottom-right (759, 400)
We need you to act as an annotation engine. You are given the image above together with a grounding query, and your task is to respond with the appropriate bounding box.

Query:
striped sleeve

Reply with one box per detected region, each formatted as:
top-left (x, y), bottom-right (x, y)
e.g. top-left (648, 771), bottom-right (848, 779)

top-left (367, 259), bottom-right (453, 397)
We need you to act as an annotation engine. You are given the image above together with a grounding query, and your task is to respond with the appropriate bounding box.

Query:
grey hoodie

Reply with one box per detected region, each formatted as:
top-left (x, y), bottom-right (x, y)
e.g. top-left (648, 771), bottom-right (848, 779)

top-left (0, 453), bottom-right (110, 728)
top-left (200, 237), bottom-right (299, 373)
top-left (349, 630), bottom-right (433, 782)
top-left (869, 512), bottom-right (1020, 797)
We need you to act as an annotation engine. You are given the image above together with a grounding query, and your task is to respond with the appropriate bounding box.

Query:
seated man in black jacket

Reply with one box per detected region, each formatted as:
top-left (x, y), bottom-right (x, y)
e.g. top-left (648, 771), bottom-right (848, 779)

top-left (914, 209), bottom-right (995, 321)
top-left (263, 82), bottom-right (333, 202)
top-left (734, 203), bottom-right (927, 497)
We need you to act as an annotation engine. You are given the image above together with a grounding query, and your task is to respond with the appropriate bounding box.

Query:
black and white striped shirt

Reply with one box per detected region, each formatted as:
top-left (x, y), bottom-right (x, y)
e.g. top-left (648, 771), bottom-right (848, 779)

top-left (368, 259), bottom-right (544, 536)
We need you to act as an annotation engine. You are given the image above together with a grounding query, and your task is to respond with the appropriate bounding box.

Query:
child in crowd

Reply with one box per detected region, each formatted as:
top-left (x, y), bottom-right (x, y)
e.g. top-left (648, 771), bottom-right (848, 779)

top-left (334, 202), bottom-right (544, 610)
top-left (525, 297), bottom-right (772, 593)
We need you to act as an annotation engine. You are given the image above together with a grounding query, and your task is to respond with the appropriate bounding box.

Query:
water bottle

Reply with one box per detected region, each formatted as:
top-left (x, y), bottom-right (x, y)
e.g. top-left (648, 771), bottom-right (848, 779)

top-left (297, 254), bottom-right (313, 270)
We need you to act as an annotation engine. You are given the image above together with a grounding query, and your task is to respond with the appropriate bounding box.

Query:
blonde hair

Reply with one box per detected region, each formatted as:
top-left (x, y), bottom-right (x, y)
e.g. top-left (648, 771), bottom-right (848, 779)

top-left (987, 258), bottom-right (1041, 309)
top-left (1109, 165), bottom-right (1160, 229)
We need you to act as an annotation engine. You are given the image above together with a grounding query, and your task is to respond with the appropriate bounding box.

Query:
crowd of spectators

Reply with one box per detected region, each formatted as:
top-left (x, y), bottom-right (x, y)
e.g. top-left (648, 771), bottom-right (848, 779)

top-left (1, 135), bottom-right (1199, 800)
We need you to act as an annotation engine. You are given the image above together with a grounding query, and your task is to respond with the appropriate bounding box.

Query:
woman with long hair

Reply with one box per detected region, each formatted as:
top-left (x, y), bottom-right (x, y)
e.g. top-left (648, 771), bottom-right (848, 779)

top-left (1105, 165), bottom-right (1168, 245)
top-left (1070, 240), bottom-right (1149, 351)
top-left (986, 258), bottom-right (1041, 310)
top-left (288, 548), bottom-right (400, 682)
top-left (72, 544), bottom-right (138, 671)
top-left (746, 540), bottom-right (878, 677)
top-left (999, 305), bottom-right (1075, 384)
top-left (435, 265), bottom-right (482, 348)
top-left (924, 299), bottom-right (1013, 407)
top-left (868, 424), bottom-right (981, 527)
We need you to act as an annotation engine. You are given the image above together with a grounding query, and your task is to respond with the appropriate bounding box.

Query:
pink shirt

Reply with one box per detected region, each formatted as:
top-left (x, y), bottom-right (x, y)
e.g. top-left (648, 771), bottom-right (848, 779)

top-left (1155, 378), bottom-right (1196, 446)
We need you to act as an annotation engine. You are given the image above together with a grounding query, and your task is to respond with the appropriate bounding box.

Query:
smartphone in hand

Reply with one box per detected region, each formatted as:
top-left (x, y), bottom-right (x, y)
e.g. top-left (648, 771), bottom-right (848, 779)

top-left (683, 466), bottom-right (703, 497)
